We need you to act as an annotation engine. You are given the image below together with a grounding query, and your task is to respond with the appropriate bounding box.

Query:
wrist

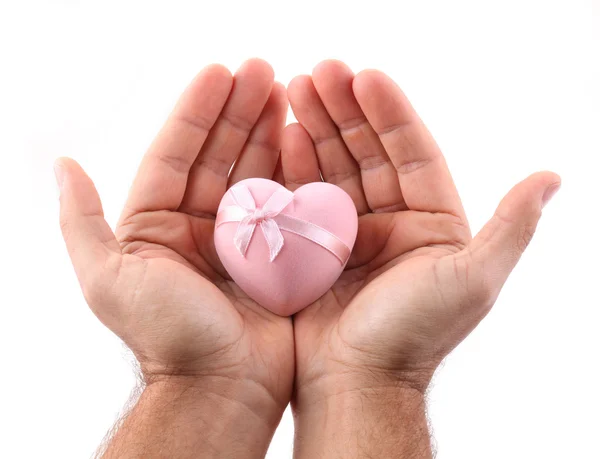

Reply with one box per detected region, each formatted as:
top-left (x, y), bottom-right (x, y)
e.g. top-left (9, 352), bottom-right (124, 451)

top-left (145, 374), bottom-right (286, 431)
top-left (294, 364), bottom-right (433, 409)
top-left (293, 374), bottom-right (433, 458)
top-left (103, 375), bottom-right (285, 459)
top-left (293, 373), bottom-right (428, 417)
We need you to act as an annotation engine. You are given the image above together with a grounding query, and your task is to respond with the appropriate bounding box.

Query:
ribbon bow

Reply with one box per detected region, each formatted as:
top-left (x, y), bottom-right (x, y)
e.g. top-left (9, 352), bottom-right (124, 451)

top-left (227, 185), bottom-right (294, 261)
top-left (216, 184), bottom-right (351, 263)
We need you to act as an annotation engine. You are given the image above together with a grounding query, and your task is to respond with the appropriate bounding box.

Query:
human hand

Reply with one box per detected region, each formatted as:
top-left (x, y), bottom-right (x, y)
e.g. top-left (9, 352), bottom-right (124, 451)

top-left (282, 60), bottom-right (560, 454)
top-left (56, 60), bottom-right (293, 445)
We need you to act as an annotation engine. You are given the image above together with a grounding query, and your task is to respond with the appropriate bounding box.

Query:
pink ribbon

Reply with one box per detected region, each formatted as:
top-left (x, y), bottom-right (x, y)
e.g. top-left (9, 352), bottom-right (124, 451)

top-left (216, 184), bottom-right (351, 263)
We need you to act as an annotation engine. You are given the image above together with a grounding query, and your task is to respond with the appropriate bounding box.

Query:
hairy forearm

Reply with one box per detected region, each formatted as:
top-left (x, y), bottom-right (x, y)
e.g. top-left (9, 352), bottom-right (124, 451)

top-left (100, 376), bottom-right (283, 459)
top-left (293, 383), bottom-right (432, 459)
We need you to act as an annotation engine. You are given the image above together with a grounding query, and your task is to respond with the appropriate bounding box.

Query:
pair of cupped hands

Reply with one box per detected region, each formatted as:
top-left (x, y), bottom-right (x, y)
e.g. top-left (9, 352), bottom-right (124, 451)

top-left (56, 59), bottom-right (559, 437)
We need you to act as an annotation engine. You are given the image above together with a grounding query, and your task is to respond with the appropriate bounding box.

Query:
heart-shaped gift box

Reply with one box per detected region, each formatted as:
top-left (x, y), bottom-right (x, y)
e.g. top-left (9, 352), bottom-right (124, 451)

top-left (214, 178), bottom-right (358, 316)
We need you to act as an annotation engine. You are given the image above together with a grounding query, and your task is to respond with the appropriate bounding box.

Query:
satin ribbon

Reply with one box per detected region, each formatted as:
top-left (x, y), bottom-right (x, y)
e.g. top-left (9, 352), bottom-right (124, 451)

top-left (216, 184), bottom-right (351, 263)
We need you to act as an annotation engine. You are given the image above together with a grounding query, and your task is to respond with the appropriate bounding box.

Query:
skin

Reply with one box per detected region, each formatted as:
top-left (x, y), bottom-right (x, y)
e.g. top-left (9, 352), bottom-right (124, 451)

top-left (281, 60), bottom-right (560, 457)
top-left (56, 59), bottom-right (560, 458)
top-left (56, 59), bottom-right (294, 458)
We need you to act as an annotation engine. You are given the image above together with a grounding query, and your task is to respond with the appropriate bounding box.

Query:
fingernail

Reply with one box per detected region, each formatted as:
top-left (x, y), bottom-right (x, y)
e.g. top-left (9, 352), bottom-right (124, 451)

top-left (54, 162), bottom-right (65, 193)
top-left (542, 182), bottom-right (561, 208)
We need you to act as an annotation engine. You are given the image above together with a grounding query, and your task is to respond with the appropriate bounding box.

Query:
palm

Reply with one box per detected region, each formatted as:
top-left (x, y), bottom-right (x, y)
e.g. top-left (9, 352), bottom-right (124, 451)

top-left (294, 207), bottom-right (470, 389)
top-left (338, 209), bottom-right (467, 326)
top-left (115, 210), bottom-right (291, 381)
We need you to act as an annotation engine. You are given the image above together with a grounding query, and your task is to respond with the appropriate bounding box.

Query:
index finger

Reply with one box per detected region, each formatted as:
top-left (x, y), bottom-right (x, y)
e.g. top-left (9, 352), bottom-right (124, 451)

top-left (353, 70), bottom-right (466, 220)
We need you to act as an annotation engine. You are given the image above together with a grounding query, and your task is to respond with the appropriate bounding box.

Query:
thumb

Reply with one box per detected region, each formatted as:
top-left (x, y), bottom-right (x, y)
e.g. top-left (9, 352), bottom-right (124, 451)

top-left (467, 171), bottom-right (561, 304)
top-left (55, 157), bottom-right (122, 308)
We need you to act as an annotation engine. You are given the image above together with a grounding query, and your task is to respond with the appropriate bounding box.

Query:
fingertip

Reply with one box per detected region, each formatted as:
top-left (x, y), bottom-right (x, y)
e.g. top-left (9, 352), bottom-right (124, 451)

top-left (352, 69), bottom-right (394, 98)
top-left (237, 57), bottom-right (275, 82)
top-left (287, 75), bottom-right (313, 99)
top-left (312, 60), bottom-right (355, 102)
top-left (54, 156), bottom-right (78, 170)
top-left (532, 170), bottom-right (561, 187)
top-left (542, 182), bottom-right (561, 208)
top-left (54, 156), bottom-right (69, 167)
top-left (353, 68), bottom-right (382, 85)
top-left (272, 80), bottom-right (287, 93)
top-left (252, 82), bottom-right (288, 129)
top-left (54, 157), bottom-right (83, 188)
top-left (183, 65), bottom-right (233, 116)
top-left (522, 171), bottom-right (562, 200)
top-left (202, 63), bottom-right (233, 80)
top-left (54, 159), bottom-right (66, 191)
top-left (196, 64), bottom-right (234, 93)
top-left (313, 59), bottom-right (353, 80)
top-left (283, 121), bottom-right (302, 130)
top-left (491, 171), bottom-right (561, 227)
top-left (270, 81), bottom-right (288, 106)
top-left (259, 82), bottom-right (288, 123)
top-left (526, 170), bottom-right (561, 208)
top-left (282, 122), bottom-right (311, 149)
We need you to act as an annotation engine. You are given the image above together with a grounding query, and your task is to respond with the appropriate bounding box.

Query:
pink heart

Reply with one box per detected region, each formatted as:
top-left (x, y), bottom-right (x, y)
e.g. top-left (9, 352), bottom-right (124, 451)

top-left (214, 178), bottom-right (358, 316)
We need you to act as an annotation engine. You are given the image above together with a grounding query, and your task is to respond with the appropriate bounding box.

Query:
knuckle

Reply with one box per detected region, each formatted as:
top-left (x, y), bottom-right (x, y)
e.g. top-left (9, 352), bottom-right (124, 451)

top-left (115, 214), bottom-right (146, 253)
top-left (442, 213), bottom-right (472, 249)
top-left (516, 224), bottom-right (536, 253)
top-left (59, 217), bottom-right (72, 239)
top-left (460, 251), bottom-right (498, 313)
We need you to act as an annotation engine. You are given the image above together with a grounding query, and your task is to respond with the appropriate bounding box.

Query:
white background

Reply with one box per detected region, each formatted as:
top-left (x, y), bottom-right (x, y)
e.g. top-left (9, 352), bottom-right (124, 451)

top-left (1, 0), bottom-right (598, 457)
